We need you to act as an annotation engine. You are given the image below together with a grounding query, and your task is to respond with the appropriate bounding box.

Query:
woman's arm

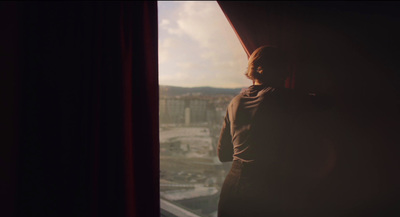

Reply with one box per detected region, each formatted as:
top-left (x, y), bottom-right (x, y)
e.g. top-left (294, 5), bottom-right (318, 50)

top-left (217, 110), bottom-right (234, 162)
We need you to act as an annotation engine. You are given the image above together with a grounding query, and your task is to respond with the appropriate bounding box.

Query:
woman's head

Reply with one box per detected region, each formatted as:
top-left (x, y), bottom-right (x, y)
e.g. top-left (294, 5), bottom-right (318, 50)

top-left (245, 46), bottom-right (289, 86)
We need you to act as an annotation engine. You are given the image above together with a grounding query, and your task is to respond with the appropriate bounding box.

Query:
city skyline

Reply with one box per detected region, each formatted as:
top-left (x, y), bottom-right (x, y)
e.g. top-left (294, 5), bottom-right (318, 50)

top-left (158, 1), bottom-right (251, 89)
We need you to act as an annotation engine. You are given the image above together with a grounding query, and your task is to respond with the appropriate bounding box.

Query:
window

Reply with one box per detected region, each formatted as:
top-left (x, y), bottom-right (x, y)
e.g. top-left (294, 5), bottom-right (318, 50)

top-left (158, 1), bottom-right (248, 216)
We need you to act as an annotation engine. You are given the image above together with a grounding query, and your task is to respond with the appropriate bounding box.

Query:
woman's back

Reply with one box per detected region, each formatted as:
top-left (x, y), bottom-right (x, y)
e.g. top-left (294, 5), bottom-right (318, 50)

top-left (218, 84), bottom-right (329, 216)
top-left (217, 46), bottom-right (333, 217)
top-left (219, 84), bottom-right (312, 164)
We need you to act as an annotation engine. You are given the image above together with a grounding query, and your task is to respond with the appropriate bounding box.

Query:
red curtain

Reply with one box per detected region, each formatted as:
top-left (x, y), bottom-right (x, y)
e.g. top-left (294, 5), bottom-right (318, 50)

top-left (218, 1), bottom-right (299, 89)
top-left (1, 2), bottom-right (19, 217)
top-left (2, 2), bottom-right (159, 217)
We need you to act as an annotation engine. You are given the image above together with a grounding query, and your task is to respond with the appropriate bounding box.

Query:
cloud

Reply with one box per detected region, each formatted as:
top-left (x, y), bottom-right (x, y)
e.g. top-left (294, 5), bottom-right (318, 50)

top-left (160, 19), bottom-right (170, 26)
top-left (158, 1), bottom-right (250, 88)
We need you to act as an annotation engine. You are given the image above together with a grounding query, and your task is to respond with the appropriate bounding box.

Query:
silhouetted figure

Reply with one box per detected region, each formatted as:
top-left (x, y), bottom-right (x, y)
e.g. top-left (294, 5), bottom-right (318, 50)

top-left (217, 46), bottom-right (333, 217)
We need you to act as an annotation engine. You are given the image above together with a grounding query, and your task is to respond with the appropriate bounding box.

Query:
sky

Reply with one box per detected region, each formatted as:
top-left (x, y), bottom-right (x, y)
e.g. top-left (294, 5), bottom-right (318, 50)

top-left (158, 1), bottom-right (250, 88)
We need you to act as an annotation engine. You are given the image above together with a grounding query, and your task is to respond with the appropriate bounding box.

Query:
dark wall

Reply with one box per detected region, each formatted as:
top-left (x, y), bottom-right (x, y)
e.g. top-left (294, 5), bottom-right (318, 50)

top-left (281, 3), bottom-right (400, 215)
top-left (278, 3), bottom-right (400, 215)
top-left (219, 1), bottom-right (400, 216)
top-left (13, 2), bottom-right (125, 217)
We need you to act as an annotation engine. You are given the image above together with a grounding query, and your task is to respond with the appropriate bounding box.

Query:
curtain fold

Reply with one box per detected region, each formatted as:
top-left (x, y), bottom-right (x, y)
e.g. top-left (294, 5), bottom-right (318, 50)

top-left (217, 1), bottom-right (298, 89)
top-left (4, 2), bottom-right (159, 217)
top-left (1, 2), bottom-right (19, 217)
top-left (120, 2), bottom-right (160, 217)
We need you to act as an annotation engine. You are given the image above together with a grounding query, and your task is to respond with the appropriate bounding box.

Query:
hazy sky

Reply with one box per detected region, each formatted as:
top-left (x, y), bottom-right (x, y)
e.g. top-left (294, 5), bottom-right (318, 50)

top-left (158, 1), bottom-right (250, 88)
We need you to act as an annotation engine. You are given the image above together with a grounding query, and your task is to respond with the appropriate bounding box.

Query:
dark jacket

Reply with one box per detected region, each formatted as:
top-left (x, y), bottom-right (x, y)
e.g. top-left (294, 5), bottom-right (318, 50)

top-left (217, 84), bottom-right (331, 165)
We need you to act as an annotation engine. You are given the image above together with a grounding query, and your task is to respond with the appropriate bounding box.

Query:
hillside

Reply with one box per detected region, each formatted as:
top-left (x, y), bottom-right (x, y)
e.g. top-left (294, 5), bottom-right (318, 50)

top-left (159, 85), bottom-right (244, 97)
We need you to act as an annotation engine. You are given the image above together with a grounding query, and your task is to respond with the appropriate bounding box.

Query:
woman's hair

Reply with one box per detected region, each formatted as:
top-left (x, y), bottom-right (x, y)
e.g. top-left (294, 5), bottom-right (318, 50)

top-left (245, 46), bottom-right (289, 83)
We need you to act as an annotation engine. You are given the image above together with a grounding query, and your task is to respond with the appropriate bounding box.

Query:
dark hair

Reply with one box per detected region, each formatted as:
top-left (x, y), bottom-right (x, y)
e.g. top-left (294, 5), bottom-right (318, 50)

top-left (245, 46), bottom-right (288, 83)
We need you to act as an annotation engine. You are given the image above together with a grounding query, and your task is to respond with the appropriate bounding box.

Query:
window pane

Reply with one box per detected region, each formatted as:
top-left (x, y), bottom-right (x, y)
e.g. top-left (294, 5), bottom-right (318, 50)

top-left (158, 1), bottom-right (248, 216)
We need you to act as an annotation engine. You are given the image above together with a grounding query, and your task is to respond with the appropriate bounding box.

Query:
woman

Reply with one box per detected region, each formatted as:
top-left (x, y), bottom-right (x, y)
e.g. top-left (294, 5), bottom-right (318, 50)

top-left (217, 46), bottom-right (330, 217)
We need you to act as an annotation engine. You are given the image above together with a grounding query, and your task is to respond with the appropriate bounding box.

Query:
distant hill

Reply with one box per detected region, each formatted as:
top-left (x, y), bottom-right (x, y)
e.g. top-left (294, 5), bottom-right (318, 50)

top-left (159, 85), bottom-right (244, 97)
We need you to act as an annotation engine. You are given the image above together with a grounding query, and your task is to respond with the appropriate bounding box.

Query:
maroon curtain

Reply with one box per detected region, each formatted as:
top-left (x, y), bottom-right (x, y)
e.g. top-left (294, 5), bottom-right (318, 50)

top-left (218, 1), bottom-right (299, 89)
top-left (218, 1), bottom-right (400, 216)
top-left (2, 2), bottom-right (159, 217)
top-left (1, 2), bottom-right (19, 217)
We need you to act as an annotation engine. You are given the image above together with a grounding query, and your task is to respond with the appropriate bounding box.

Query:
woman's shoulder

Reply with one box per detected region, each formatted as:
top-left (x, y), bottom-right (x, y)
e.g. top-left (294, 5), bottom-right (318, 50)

top-left (229, 93), bottom-right (245, 107)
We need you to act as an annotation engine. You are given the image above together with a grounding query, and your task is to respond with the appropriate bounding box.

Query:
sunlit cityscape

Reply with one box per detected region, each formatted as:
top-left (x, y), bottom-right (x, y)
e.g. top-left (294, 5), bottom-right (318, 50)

top-left (159, 86), bottom-right (240, 216)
